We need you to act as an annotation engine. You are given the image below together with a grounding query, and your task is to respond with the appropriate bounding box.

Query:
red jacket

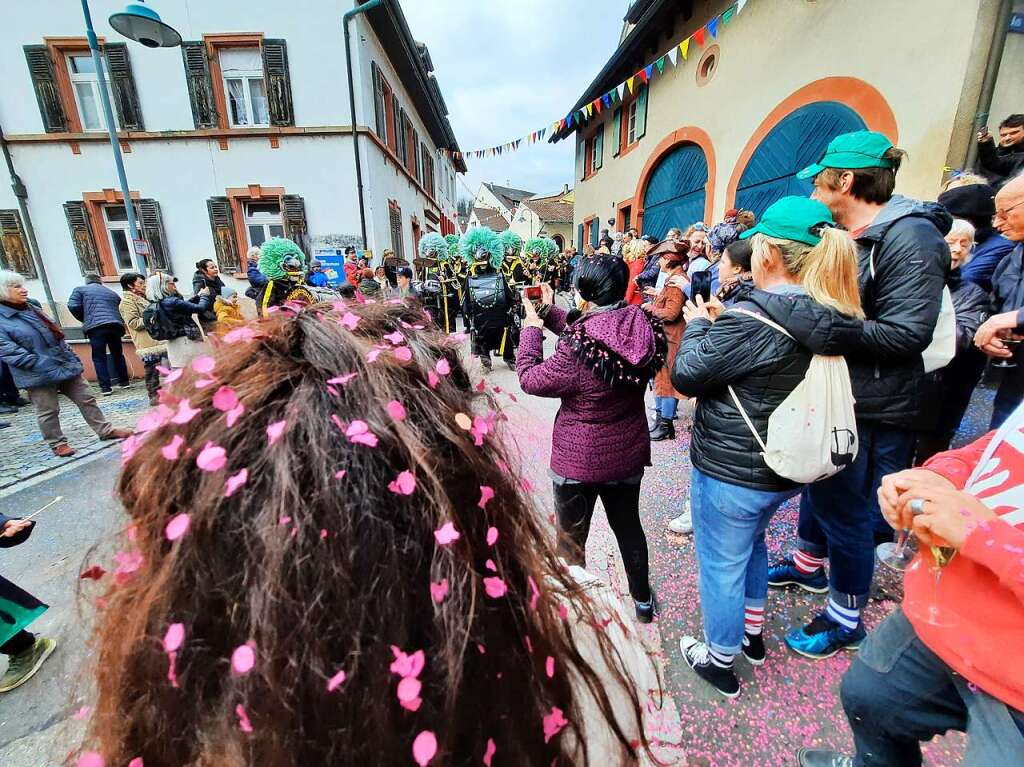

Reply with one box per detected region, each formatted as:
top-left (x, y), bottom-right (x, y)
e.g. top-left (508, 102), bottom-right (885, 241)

top-left (912, 416), bottom-right (1024, 711)
top-left (624, 258), bottom-right (646, 306)
top-left (343, 261), bottom-right (359, 286)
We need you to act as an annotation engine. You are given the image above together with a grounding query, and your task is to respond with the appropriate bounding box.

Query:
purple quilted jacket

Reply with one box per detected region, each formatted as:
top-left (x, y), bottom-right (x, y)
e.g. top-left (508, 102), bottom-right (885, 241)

top-left (517, 305), bottom-right (661, 483)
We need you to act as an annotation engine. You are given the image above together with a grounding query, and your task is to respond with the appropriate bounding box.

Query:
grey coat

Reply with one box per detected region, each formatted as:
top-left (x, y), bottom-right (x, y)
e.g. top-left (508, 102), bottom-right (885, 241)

top-left (0, 301), bottom-right (84, 389)
top-left (67, 282), bottom-right (125, 334)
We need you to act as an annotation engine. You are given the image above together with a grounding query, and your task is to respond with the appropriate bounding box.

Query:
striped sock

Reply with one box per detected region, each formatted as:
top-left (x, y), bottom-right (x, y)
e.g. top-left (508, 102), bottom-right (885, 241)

top-left (793, 549), bottom-right (825, 575)
top-left (826, 598), bottom-right (861, 631)
top-left (708, 646), bottom-right (735, 669)
top-left (744, 606), bottom-right (765, 636)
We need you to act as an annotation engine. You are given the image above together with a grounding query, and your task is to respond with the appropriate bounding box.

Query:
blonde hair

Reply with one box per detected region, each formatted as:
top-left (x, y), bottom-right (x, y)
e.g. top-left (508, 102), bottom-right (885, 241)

top-left (751, 229), bottom-right (864, 319)
top-left (622, 238), bottom-right (651, 263)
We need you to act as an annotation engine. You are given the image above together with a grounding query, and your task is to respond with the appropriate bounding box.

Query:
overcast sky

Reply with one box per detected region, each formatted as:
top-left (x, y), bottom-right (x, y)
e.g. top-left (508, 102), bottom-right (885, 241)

top-left (402, 0), bottom-right (628, 201)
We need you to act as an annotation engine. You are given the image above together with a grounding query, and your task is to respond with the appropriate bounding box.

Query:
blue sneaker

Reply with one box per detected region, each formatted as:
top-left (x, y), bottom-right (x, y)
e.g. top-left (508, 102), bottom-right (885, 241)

top-left (785, 612), bottom-right (866, 659)
top-left (767, 558), bottom-right (829, 594)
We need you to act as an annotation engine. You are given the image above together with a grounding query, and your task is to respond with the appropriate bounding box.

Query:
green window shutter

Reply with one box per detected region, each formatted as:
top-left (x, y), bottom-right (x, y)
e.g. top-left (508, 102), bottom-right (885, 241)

top-left (371, 61), bottom-right (384, 138)
top-left (181, 42), bottom-right (218, 128)
top-left (0, 210), bottom-right (37, 278)
top-left (137, 199), bottom-right (169, 272)
top-left (24, 45), bottom-right (68, 133)
top-left (635, 85), bottom-right (648, 140)
top-left (576, 136), bottom-right (585, 182)
top-left (103, 43), bottom-right (144, 131)
top-left (262, 39), bottom-right (294, 126)
top-left (283, 195), bottom-right (308, 252)
top-left (594, 124), bottom-right (604, 170)
top-left (63, 202), bottom-right (102, 276)
top-left (207, 197), bottom-right (240, 273)
top-left (611, 108), bottom-right (621, 157)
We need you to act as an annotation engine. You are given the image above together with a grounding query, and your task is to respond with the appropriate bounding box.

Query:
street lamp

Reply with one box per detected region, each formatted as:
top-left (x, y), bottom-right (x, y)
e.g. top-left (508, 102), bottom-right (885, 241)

top-left (79, 0), bottom-right (180, 273)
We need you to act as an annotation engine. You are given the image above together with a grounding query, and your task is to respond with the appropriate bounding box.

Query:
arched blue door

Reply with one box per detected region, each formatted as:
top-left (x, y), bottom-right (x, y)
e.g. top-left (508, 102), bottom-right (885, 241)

top-left (735, 102), bottom-right (866, 217)
top-left (642, 143), bottom-right (708, 240)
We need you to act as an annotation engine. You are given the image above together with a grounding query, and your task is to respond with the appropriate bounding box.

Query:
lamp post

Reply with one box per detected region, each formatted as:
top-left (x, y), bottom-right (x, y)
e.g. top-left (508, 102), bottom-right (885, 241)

top-left (80, 0), bottom-right (180, 274)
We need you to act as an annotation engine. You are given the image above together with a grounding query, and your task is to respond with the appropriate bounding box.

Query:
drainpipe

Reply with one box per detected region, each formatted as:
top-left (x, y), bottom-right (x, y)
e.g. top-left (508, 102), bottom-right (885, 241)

top-left (343, 0), bottom-right (384, 250)
top-left (0, 124), bottom-right (61, 325)
top-left (965, 0), bottom-right (1013, 170)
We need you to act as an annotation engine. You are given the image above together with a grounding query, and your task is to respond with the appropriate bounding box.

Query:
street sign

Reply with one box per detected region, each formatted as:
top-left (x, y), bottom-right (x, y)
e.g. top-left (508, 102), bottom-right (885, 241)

top-left (133, 238), bottom-right (150, 257)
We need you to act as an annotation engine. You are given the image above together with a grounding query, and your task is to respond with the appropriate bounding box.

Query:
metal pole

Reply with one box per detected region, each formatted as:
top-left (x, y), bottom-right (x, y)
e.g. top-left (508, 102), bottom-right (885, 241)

top-left (81, 0), bottom-right (147, 274)
top-left (0, 125), bottom-right (61, 324)
top-left (965, 0), bottom-right (1013, 170)
top-left (343, 0), bottom-right (384, 251)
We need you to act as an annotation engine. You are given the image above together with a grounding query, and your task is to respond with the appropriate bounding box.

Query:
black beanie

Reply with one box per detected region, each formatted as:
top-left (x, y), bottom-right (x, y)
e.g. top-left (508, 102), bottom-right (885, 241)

top-left (937, 183), bottom-right (996, 229)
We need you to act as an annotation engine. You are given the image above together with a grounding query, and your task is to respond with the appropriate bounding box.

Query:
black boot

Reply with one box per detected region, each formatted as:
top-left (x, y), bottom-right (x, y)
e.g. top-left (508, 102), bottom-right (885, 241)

top-left (649, 415), bottom-right (675, 441)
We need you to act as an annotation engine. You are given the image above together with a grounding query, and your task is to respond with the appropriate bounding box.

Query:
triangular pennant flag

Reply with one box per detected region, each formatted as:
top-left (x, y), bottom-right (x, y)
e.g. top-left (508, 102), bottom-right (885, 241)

top-left (602, 93), bottom-right (611, 108)
top-left (585, 103), bottom-right (593, 118)
top-left (594, 98), bottom-right (602, 114)
top-left (655, 56), bottom-right (666, 75)
top-left (567, 113), bottom-right (574, 128)
top-left (679, 39), bottom-right (690, 60)
top-left (708, 17), bottom-right (719, 38)
top-left (667, 47), bottom-right (678, 67)
top-left (694, 27), bottom-right (705, 47)
top-left (617, 83), bottom-right (626, 100)
top-left (737, 0), bottom-right (747, 13)
top-left (644, 64), bottom-right (654, 81)
top-left (636, 69), bottom-right (648, 85)
top-left (540, 128), bottom-right (546, 139)
top-left (722, 5), bottom-right (735, 24)
top-left (626, 76), bottom-right (636, 94)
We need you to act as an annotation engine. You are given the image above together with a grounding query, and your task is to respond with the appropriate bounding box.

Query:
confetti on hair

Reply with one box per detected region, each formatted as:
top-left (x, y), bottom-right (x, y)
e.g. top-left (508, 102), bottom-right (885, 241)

top-left (226, 404), bottom-right (245, 427)
top-left (223, 326), bottom-right (257, 344)
top-left (231, 644), bottom-right (256, 674)
top-left (483, 577), bottom-right (507, 599)
top-left (164, 623), bottom-right (185, 653)
top-left (334, 470), bottom-right (347, 480)
top-left (434, 522), bottom-right (460, 546)
top-left (367, 348), bottom-right (383, 363)
top-left (191, 356), bottom-right (216, 374)
top-left (435, 358), bottom-right (451, 376)
top-left (386, 400), bottom-right (407, 421)
top-left (74, 705), bottom-right (90, 720)
top-left (194, 378), bottom-right (216, 389)
top-left (235, 704), bottom-right (253, 734)
top-left (545, 656), bottom-right (555, 678)
top-left (224, 468), bottom-right (249, 497)
top-left (171, 399), bottom-right (201, 425)
top-left (120, 435), bottom-right (143, 463)
top-left (165, 513), bottom-right (190, 541)
top-left (160, 367), bottom-right (184, 384)
top-left (161, 434), bottom-right (185, 460)
top-left (327, 373), bottom-right (359, 386)
top-left (212, 386), bottom-right (239, 412)
top-left (479, 486), bottom-right (495, 509)
top-left (327, 669), bottom-right (347, 692)
top-left (486, 526), bottom-right (498, 546)
top-left (412, 731), bottom-right (437, 766)
top-left (388, 470), bottom-right (417, 495)
top-left (196, 443), bottom-right (227, 472)
top-left (427, 371), bottom-right (440, 388)
top-left (476, 379), bottom-right (486, 392)
top-left (128, 759), bottom-right (144, 767)
top-left (483, 738), bottom-right (496, 766)
top-left (394, 346), bottom-right (413, 362)
top-left (542, 707), bottom-right (569, 743)
top-left (528, 576), bottom-right (540, 611)
top-left (340, 311), bottom-right (360, 330)
top-left (345, 420), bottom-right (379, 447)
top-left (397, 676), bottom-right (423, 710)
top-left (113, 550), bottom-right (144, 585)
top-left (279, 516), bottom-right (292, 526)
top-left (430, 579), bottom-right (449, 603)
top-left (384, 331), bottom-right (405, 345)
top-left (76, 753), bottom-right (104, 767)
top-left (266, 420), bottom-right (288, 445)
top-left (136, 405), bottom-right (171, 433)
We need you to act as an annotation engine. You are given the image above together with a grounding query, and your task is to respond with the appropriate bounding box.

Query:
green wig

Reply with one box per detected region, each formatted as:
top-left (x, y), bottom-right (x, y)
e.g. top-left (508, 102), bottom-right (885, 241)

top-left (459, 227), bottom-right (502, 269)
top-left (524, 237), bottom-right (548, 261)
top-left (444, 233), bottom-right (460, 260)
top-left (543, 238), bottom-right (559, 258)
top-left (418, 232), bottom-right (448, 261)
top-left (498, 230), bottom-right (523, 258)
top-left (257, 237), bottom-right (306, 280)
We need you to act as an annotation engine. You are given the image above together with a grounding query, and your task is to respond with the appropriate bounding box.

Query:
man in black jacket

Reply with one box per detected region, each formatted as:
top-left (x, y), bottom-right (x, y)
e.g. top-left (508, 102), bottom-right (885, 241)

top-left (768, 131), bottom-right (951, 660)
top-left (977, 114), bottom-right (1024, 189)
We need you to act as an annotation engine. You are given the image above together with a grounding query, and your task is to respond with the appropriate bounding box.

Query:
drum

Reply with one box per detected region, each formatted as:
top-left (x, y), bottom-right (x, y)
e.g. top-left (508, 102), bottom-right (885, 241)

top-left (285, 284), bottom-right (339, 306)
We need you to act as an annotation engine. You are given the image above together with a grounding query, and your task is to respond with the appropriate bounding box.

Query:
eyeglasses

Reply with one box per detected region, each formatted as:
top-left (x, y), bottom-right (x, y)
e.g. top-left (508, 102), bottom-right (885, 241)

top-left (994, 199), bottom-right (1024, 220)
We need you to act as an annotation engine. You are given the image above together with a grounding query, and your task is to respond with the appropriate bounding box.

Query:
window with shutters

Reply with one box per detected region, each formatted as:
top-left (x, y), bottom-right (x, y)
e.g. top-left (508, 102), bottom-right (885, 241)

top-left (72, 193), bottom-right (170, 276)
top-left (421, 145), bottom-right (435, 198)
top-left (194, 35), bottom-right (294, 131)
top-left (102, 205), bottom-right (134, 272)
top-left (244, 201), bottom-right (285, 247)
top-left (0, 211), bottom-right (37, 278)
top-left (412, 128), bottom-right (421, 181)
top-left (627, 100), bottom-right (638, 145)
top-left (66, 54), bottom-right (119, 132)
top-left (389, 202), bottom-right (404, 262)
top-left (219, 48), bottom-right (269, 127)
top-left (583, 125), bottom-right (604, 179)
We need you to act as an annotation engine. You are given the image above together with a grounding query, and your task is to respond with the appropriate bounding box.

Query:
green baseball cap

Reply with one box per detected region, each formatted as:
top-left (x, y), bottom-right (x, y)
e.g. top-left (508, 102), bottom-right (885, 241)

top-left (796, 130), bottom-right (894, 180)
top-left (739, 196), bottom-right (836, 246)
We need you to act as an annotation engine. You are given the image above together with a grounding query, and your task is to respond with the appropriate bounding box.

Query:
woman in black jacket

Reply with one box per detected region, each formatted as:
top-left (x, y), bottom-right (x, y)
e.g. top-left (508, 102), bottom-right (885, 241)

top-left (192, 259), bottom-right (224, 328)
top-left (146, 273), bottom-right (213, 369)
top-left (669, 197), bottom-right (863, 699)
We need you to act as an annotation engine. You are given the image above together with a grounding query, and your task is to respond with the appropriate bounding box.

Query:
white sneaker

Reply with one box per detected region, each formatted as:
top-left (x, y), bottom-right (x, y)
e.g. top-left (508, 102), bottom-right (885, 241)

top-left (668, 501), bottom-right (692, 534)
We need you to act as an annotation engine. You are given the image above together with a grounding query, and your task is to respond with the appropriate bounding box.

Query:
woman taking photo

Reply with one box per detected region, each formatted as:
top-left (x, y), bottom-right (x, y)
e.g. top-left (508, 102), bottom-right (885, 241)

top-left (518, 257), bottom-right (666, 623)
top-left (146, 273), bottom-right (213, 369)
top-left (642, 240), bottom-right (688, 442)
top-left (671, 197), bottom-right (863, 698)
top-left (192, 259), bottom-right (224, 329)
top-left (84, 300), bottom-right (662, 766)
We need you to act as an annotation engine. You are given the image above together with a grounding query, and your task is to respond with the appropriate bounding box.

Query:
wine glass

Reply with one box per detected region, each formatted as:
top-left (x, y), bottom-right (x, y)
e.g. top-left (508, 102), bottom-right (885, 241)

top-left (876, 529), bottom-right (916, 571)
top-left (991, 331), bottom-right (1021, 369)
top-left (904, 544), bottom-right (960, 628)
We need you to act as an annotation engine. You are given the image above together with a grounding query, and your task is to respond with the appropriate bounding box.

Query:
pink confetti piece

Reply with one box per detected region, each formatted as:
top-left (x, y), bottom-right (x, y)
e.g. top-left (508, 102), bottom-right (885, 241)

top-left (387, 400), bottom-right (407, 421)
top-left (394, 346), bottom-right (413, 362)
top-left (485, 559), bottom-right (497, 572)
top-left (212, 385), bottom-right (239, 412)
top-left (475, 379), bottom-right (486, 392)
top-left (346, 420), bottom-right (379, 447)
top-left (161, 434), bottom-right (185, 460)
top-left (231, 644), bottom-right (256, 674)
top-left (483, 738), bottom-right (496, 766)
top-left (478, 486), bottom-right (495, 509)
top-left (266, 420), bottom-right (287, 445)
top-left (165, 513), bottom-right (190, 541)
top-left (194, 377), bottom-right (217, 389)
top-left (171, 399), bottom-right (201, 425)
top-left (486, 526), bottom-right (498, 546)
top-left (435, 358), bottom-right (451, 375)
top-left (136, 404), bottom-right (172, 433)
top-left (120, 434), bottom-right (143, 463)
top-left (334, 470), bottom-right (347, 480)
top-left (327, 373), bottom-right (359, 386)
top-left (434, 522), bottom-right (460, 546)
top-left (113, 550), bottom-right (144, 585)
top-left (196, 442), bottom-right (227, 472)
top-left (367, 348), bottom-right (383, 363)
top-left (191, 356), bottom-right (216, 374)
top-left (327, 669), bottom-right (347, 692)
top-left (483, 576), bottom-right (507, 599)
top-left (384, 330), bottom-right (406, 345)
top-left (558, 604), bottom-right (568, 621)
top-left (429, 579), bottom-right (449, 603)
top-left (160, 367), bottom-right (183, 384)
top-left (76, 753), bottom-right (104, 767)
top-left (388, 470), bottom-right (417, 495)
top-left (223, 326), bottom-right (257, 344)
top-left (224, 468), bottom-right (249, 497)
top-left (528, 576), bottom-right (540, 611)
top-left (74, 705), bottom-right (90, 720)
top-left (412, 731), bottom-right (437, 766)
top-left (389, 647), bottom-right (426, 678)
top-left (279, 516), bottom-right (292, 526)
top-left (164, 623), bottom-right (185, 652)
top-left (397, 675), bottom-right (422, 703)
top-left (235, 704), bottom-right (253, 734)
top-left (320, 529), bottom-right (328, 539)
top-left (545, 656), bottom-right (555, 678)
top-left (340, 311), bottom-right (360, 330)
top-left (225, 403), bottom-right (245, 427)
top-left (427, 371), bottom-right (440, 388)
top-left (543, 707), bottom-right (569, 743)
top-left (128, 759), bottom-right (144, 767)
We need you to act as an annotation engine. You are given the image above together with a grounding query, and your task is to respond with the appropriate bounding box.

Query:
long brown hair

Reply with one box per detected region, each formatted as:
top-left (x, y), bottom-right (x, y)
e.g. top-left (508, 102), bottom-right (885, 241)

top-left (88, 301), bottom-right (652, 766)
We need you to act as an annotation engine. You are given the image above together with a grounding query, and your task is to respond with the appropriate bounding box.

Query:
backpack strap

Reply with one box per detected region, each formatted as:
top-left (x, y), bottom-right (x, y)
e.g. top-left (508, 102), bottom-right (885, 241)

top-left (728, 385), bottom-right (768, 453)
top-left (727, 307), bottom-right (796, 339)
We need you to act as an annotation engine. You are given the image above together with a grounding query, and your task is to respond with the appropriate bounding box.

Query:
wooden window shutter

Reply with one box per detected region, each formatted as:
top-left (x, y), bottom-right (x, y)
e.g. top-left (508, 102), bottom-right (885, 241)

top-left (24, 45), bottom-right (68, 133)
top-left (63, 201), bottom-right (102, 275)
top-left (181, 42), bottom-right (218, 128)
top-left (138, 199), bottom-right (169, 272)
top-left (414, 131), bottom-right (422, 182)
top-left (594, 124), bottom-right (604, 170)
top-left (282, 195), bottom-right (308, 251)
top-left (371, 61), bottom-right (385, 138)
top-left (389, 205), bottom-right (404, 261)
top-left (635, 85), bottom-right (648, 140)
top-left (576, 136), bottom-right (585, 182)
top-left (611, 108), bottom-right (622, 157)
top-left (103, 43), bottom-right (144, 131)
top-left (206, 197), bottom-right (239, 272)
top-left (262, 39), bottom-right (294, 127)
top-left (577, 223), bottom-right (584, 251)
top-left (0, 210), bottom-right (37, 278)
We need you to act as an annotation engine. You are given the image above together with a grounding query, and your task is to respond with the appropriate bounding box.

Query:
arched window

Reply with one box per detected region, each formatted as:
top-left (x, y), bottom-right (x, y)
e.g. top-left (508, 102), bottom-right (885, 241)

top-left (641, 142), bottom-right (708, 240)
top-left (552, 234), bottom-right (564, 251)
top-left (734, 101), bottom-right (866, 217)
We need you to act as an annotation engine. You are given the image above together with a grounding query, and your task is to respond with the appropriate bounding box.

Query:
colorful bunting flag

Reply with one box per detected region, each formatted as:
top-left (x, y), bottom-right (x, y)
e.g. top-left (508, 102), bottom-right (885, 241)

top-left (617, 83), bottom-right (626, 100)
top-left (680, 38), bottom-right (690, 60)
top-left (723, 5), bottom-right (735, 24)
top-left (626, 76), bottom-right (636, 95)
top-left (708, 17), bottom-right (719, 38)
top-left (655, 56), bottom-right (666, 75)
top-left (694, 27), bottom-right (705, 47)
top-left (667, 47), bottom-right (678, 67)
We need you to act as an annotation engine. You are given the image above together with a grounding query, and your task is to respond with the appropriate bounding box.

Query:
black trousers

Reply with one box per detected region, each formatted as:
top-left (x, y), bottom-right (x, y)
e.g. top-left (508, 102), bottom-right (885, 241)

top-left (87, 323), bottom-right (129, 391)
top-left (0, 630), bottom-right (34, 656)
top-left (552, 481), bottom-right (651, 602)
top-left (0, 362), bottom-right (19, 404)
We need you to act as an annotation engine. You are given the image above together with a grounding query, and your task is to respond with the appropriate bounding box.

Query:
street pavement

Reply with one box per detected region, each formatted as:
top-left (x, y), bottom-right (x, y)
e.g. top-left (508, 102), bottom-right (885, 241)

top-left (0, 337), bottom-right (994, 766)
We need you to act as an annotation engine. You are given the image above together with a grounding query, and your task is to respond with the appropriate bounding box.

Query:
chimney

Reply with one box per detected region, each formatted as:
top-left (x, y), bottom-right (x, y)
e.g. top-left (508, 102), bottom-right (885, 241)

top-left (562, 183), bottom-right (569, 194)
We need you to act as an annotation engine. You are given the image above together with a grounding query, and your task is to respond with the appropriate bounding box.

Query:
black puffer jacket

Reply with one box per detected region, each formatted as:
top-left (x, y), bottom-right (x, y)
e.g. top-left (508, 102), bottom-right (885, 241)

top-left (843, 196), bottom-right (951, 427)
top-left (157, 294), bottom-right (213, 341)
top-left (672, 288), bottom-right (862, 491)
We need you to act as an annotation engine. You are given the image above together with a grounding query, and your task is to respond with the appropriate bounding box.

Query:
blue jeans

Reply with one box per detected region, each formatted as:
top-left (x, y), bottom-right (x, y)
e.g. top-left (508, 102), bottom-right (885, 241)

top-left (991, 363), bottom-right (1024, 430)
top-left (655, 395), bottom-right (678, 419)
top-left (797, 422), bottom-right (914, 608)
top-left (691, 468), bottom-right (800, 655)
top-left (842, 608), bottom-right (1024, 766)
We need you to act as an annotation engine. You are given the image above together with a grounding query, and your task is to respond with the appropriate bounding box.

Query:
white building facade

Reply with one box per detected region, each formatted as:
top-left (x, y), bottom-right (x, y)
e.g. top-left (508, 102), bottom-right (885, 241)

top-left (0, 0), bottom-right (464, 325)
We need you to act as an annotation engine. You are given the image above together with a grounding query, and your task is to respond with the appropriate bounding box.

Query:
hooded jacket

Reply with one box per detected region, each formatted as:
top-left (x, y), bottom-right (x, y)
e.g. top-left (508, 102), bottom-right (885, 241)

top-left (672, 288), bottom-right (862, 491)
top-left (67, 282), bottom-right (124, 334)
top-left (842, 195), bottom-right (951, 427)
top-left (518, 304), bottom-right (664, 483)
top-left (0, 300), bottom-right (84, 389)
